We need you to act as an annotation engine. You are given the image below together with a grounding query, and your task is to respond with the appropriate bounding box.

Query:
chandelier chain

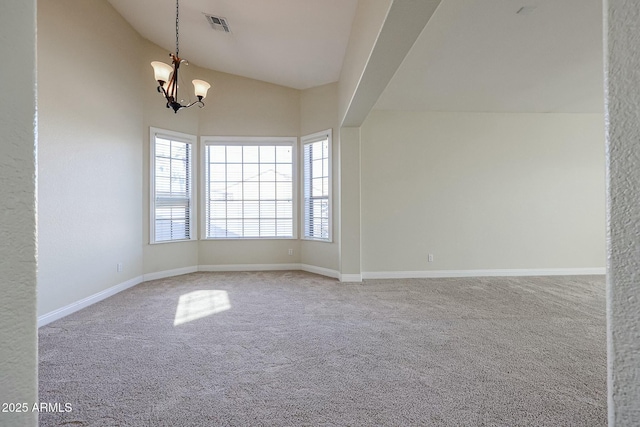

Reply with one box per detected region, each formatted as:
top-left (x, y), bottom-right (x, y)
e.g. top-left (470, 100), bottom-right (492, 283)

top-left (151, 0), bottom-right (209, 113)
top-left (175, 0), bottom-right (180, 56)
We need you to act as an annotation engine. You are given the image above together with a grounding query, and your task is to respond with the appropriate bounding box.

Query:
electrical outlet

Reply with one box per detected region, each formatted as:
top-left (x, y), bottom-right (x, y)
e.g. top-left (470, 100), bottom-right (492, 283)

top-left (117, 262), bottom-right (123, 272)
top-left (428, 254), bottom-right (434, 262)
top-left (288, 249), bottom-right (293, 256)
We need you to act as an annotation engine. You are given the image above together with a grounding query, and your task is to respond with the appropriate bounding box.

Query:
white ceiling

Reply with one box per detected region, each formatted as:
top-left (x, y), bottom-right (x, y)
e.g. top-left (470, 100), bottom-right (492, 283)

top-left (108, 0), bottom-right (604, 113)
top-left (107, 0), bottom-right (358, 90)
top-left (375, 0), bottom-right (604, 113)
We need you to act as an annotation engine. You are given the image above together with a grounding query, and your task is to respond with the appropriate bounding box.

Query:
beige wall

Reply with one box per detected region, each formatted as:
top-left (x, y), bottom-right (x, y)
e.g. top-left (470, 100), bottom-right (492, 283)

top-left (38, 0), bottom-right (144, 315)
top-left (360, 110), bottom-right (606, 273)
top-left (0, 0), bottom-right (38, 424)
top-left (300, 83), bottom-right (340, 271)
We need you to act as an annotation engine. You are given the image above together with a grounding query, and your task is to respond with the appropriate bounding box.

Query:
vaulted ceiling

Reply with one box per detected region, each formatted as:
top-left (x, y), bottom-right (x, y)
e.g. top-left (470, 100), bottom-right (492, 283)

top-left (107, 0), bottom-right (359, 90)
top-left (107, 0), bottom-right (604, 113)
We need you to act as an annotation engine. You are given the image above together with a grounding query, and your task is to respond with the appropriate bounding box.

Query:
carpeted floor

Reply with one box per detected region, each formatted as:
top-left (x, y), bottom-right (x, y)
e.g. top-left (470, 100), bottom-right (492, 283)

top-left (39, 271), bottom-right (606, 426)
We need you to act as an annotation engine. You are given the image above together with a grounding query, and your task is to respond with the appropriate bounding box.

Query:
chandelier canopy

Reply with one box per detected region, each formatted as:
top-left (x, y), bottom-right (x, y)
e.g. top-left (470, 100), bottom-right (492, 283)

top-left (151, 0), bottom-right (211, 113)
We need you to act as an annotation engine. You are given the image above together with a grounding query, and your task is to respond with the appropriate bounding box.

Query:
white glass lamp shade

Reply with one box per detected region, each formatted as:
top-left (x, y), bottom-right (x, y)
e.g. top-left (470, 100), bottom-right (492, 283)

top-left (151, 61), bottom-right (173, 83)
top-left (192, 80), bottom-right (211, 99)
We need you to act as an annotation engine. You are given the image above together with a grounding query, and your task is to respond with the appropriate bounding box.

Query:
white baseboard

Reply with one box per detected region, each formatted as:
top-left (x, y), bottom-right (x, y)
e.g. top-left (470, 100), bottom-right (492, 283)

top-left (143, 266), bottom-right (198, 282)
top-left (340, 274), bottom-right (363, 283)
top-left (38, 275), bottom-right (144, 327)
top-left (198, 263), bottom-right (301, 272)
top-left (299, 264), bottom-right (340, 279)
top-left (42, 266), bottom-right (599, 327)
top-left (362, 268), bottom-right (606, 280)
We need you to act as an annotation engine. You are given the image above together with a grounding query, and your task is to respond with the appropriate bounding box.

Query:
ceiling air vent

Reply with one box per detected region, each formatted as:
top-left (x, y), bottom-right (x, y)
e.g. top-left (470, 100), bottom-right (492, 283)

top-left (204, 14), bottom-right (231, 33)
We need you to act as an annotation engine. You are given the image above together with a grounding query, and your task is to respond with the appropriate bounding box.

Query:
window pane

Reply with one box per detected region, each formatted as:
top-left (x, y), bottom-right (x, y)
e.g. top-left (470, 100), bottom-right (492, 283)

top-left (156, 158), bottom-right (170, 177)
top-left (227, 146), bottom-right (242, 163)
top-left (209, 182), bottom-right (227, 198)
top-left (226, 182), bottom-right (242, 200)
top-left (276, 146), bottom-right (292, 163)
top-left (260, 164), bottom-right (276, 182)
top-left (209, 220), bottom-right (227, 237)
top-left (277, 219), bottom-right (293, 237)
top-left (312, 141), bottom-right (323, 160)
top-left (243, 163), bottom-right (259, 181)
top-left (260, 201), bottom-right (275, 218)
top-left (226, 164), bottom-right (242, 181)
top-left (172, 143), bottom-right (187, 160)
top-left (244, 182), bottom-right (259, 200)
top-left (276, 201), bottom-right (292, 219)
top-left (204, 140), bottom-right (294, 239)
top-left (312, 159), bottom-right (323, 179)
top-left (210, 202), bottom-right (226, 219)
top-left (244, 220), bottom-right (260, 237)
top-left (260, 182), bottom-right (276, 200)
top-left (156, 139), bottom-right (171, 157)
top-left (226, 220), bottom-right (243, 237)
top-left (260, 146), bottom-right (276, 163)
top-left (227, 201), bottom-right (242, 219)
top-left (243, 146), bottom-right (259, 163)
top-left (276, 182), bottom-right (292, 200)
top-left (244, 201), bottom-right (260, 219)
top-left (156, 176), bottom-right (170, 194)
top-left (210, 164), bottom-right (226, 181)
top-left (276, 164), bottom-right (292, 181)
top-left (312, 178), bottom-right (323, 197)
top-left (260, 220), bottom-right (276, 237)
top-left (209, 146), bottom-right (226, 162)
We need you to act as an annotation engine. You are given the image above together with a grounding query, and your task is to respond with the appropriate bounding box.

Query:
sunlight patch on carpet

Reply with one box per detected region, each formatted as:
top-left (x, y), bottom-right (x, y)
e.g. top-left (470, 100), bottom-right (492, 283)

top-left (174, 290), bottom-right (231, 326)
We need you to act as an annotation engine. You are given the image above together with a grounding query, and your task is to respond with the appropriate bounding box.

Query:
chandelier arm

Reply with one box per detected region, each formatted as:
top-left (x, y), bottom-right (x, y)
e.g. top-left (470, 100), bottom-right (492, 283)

top-left (182, 100), bottom-right (206, 109)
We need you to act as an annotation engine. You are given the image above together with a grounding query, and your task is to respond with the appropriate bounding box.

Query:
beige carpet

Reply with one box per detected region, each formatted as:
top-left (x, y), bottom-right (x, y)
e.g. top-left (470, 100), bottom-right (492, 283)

top-left (39, 271), bottom-right (606, 426)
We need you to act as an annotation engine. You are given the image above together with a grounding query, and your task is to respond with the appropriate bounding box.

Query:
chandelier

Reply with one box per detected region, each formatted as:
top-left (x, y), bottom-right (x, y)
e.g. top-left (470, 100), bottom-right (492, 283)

top-left (151, 0), bottom-right (211, 113)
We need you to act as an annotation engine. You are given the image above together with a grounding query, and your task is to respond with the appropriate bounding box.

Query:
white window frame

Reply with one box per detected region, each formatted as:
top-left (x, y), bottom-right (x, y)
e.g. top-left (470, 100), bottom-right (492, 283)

top-left (301, 129), bottom-right (332, 242)
top-left (149, 127), bottom-right (197, 244)
top-left (200, 136), bottom-right (298, 240)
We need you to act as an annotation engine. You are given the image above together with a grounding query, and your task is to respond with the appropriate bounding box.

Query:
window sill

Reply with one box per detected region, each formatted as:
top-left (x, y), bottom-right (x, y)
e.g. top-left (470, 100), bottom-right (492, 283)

top-left (301, 237), bottom-right (333, 243)
top-left (201, 237), bottom-right (298, 241)
top-left (149, 238), bottom-right (197, 245)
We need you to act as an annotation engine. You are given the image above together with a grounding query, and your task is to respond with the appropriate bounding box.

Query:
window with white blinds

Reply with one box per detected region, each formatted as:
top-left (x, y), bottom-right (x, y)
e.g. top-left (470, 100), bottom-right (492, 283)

top-left (302, 130), bottom-right (331, 241)
top-left (203, 137), bottom-right (296, 239)
top-left (150, 128), bottom-right (196, 243)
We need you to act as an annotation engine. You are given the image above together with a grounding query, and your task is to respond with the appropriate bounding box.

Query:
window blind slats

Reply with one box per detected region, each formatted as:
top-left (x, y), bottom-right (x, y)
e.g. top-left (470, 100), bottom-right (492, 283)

top-left (152, 134), bottom-right (193, 243)
top-left (303, 135), bottom-right (330, 240)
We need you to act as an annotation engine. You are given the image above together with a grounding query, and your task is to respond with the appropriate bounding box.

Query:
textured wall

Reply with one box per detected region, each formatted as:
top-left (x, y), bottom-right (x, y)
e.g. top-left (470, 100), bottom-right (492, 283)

top-left (38, 0), bottom-right (144, 316)
top-left (604, 0), bottom-right (640, 424)
top-left (0, 1), bottom-right (38, 426)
